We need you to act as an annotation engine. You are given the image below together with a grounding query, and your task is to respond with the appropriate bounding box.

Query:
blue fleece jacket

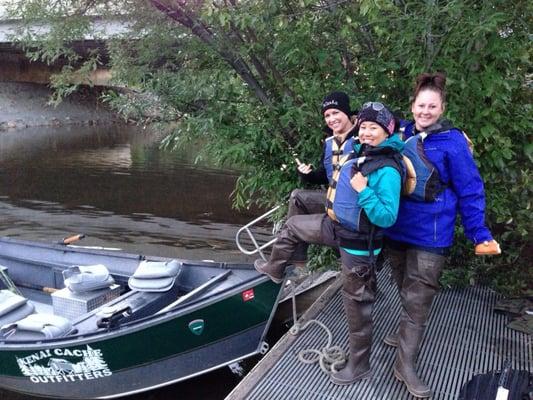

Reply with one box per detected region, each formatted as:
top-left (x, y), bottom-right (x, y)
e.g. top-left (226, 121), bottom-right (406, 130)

top-left (386, 120), bottom-right (493, 248)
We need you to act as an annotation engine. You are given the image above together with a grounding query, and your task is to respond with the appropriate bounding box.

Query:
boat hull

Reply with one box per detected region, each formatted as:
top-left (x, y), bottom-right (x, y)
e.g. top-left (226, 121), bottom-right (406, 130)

top-left (0, 238), bottom-right (282, 399)
top-left (0, 280), bottom-right (279, 399)
top-left (1, 326), bottom-right (267, 399)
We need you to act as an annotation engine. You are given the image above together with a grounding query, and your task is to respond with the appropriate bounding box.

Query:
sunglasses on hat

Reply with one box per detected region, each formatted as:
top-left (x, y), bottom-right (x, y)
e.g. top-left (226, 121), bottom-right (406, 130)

top-left (362, 101), bottom-right (385, 111)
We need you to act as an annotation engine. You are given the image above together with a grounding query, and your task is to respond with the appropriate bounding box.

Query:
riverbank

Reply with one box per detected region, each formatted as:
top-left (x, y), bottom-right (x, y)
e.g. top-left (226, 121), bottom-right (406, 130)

top-left (0, 82), bottom-right (120, 130)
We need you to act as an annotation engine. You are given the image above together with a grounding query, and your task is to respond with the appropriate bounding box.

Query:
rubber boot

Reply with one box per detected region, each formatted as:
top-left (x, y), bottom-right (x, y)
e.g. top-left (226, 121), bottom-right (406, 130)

top-left (254, 259), bottom-right (284, 284)
top-left (255, 214), bottom-right (321, 284)
top-left (330, 264), bottom-right (375, 385)
top-left (254, 239), bottom-right (296, 283)
top-left (330, 295), bottom-right (373, 385)
top-left (393, 322), bottom-right (431, 398)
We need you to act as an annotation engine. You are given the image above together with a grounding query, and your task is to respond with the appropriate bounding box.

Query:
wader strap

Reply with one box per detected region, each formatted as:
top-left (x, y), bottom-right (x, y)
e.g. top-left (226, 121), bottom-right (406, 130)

top-left (368, 225), bottom-right (376, 266)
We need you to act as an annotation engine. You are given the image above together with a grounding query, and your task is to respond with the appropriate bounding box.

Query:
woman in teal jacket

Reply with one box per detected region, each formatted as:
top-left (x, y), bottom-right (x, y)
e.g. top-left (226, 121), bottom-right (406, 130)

top-left (327, 102), bottom-right (403, 385)
top-left (255, 102), bottom-right (404, 385)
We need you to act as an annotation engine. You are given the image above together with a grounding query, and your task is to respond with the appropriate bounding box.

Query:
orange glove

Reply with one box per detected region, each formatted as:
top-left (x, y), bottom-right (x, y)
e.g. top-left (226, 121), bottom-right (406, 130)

top-left (475, 240), bottom-right (501, 256)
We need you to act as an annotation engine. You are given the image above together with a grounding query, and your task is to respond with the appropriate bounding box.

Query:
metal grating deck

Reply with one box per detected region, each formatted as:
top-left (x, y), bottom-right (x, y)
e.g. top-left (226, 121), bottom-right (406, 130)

top-left (227, 265), bottom-right (532, 400)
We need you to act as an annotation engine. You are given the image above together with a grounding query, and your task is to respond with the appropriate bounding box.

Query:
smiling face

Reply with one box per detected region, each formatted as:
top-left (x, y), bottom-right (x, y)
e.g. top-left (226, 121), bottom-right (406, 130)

top-left (358, 121), bottom-right (388, 146)
top-left (323, 108), bottom-right (353, 137)
top-left (411, 89), bottom-right (445, 131)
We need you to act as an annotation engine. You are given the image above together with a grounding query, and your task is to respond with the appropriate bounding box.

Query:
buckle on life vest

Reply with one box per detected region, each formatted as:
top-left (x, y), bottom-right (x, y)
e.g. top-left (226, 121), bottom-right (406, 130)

top-left (326, 208), bottom-right (337, 222)
top-left (325, 200), bottom-right (338, 222)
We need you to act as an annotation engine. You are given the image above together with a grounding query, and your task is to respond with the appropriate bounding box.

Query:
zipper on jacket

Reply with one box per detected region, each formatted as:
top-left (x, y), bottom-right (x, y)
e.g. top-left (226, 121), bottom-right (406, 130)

top-left (433, 215), bottom-right (437, 242)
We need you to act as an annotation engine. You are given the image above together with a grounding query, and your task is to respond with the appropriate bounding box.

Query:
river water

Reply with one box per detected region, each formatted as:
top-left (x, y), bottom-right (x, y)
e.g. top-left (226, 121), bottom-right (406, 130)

top-left (0, 124), bottom-right (276, 400)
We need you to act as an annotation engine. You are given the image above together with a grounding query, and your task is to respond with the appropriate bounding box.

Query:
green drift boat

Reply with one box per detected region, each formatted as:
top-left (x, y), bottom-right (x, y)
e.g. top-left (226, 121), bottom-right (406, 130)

top-left (0, 237), bottom-right (283, 399)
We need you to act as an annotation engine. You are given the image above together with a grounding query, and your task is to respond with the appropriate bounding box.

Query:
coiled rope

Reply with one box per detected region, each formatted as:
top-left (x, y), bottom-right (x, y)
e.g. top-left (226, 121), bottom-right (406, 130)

top-left (287, 279), bottom-right (347, 374)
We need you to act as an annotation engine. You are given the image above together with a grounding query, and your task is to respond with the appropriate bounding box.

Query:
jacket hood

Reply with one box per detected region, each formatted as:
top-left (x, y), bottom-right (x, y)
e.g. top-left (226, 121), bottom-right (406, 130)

top-left (423, 118), bottom-right (455, 134)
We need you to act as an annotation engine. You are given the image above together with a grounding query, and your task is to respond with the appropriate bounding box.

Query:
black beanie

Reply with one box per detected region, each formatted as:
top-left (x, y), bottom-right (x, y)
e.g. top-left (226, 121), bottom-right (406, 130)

top-left (321, 91), bottom-right (352, 118)
top-left (356, 102), bottom-right (396, 136)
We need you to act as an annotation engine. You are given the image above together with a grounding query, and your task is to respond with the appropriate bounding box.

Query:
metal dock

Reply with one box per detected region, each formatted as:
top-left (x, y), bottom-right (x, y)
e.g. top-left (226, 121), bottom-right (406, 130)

top-left (226, 265), bottom-right (532, 399)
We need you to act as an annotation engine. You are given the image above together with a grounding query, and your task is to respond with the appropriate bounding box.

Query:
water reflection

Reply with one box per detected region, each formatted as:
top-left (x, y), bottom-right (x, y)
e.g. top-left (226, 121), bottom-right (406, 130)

top-left (0, 124), bottom-right (269, 261)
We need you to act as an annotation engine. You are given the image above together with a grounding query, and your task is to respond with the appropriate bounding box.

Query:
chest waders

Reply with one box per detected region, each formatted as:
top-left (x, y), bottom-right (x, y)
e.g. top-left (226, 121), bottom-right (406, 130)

top-left (330, 146), bottom-right (403, 387)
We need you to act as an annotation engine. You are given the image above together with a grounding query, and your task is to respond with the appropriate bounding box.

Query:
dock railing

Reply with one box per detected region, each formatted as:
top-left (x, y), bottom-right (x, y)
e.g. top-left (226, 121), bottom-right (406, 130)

top-left (235, 206), bottom-right (280, 260)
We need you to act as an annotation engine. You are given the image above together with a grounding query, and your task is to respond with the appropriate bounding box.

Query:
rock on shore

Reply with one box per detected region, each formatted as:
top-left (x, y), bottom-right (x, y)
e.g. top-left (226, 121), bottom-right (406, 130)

top-left (0, 82), bottom-right (120, 130)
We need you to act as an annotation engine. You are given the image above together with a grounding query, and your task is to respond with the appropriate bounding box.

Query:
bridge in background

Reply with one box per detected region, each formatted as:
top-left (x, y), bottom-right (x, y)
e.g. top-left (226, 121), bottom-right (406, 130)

top-left (0, 16), bottom-right (132, 85)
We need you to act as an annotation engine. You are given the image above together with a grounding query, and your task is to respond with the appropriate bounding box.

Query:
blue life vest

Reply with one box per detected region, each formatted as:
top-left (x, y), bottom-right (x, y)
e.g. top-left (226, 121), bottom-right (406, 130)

top-left (326, 146), bottom-right (402, 233)
top-left (323, 135), bottom-right (356, 185)
top-left (400, 121), bottom-right (454, 202)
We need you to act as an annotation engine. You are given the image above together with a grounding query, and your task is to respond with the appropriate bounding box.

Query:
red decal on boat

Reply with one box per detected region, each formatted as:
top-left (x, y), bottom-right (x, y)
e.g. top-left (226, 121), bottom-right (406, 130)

top-left (242, 289), bottom-right (255, 302)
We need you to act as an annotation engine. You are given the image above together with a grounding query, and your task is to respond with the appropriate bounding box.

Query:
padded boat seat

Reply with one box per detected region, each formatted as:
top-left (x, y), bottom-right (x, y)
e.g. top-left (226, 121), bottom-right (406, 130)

top-left (1, 313), bottom-right (73, 340)
top-left (63, 264), bottom-right (115, 293)
top-left (0, 289), bottom-right (35, 327)
top-left (128, 260), bottom-right (182, 292)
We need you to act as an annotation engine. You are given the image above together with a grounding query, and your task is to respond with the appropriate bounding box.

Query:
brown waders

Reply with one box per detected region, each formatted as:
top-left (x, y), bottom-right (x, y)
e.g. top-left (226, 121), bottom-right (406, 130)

top-left (330, 258), bottom-right (376, 385)
top-left (382, 246), bottom-right (407, 347)
top-left (286, 189), bottom-right (326, 265)
top-left (256, 216), bottom-right (379, 385)
top-left (254, 214), bottom-right (333, 283)
top-left (392, 249), bottom-right (445, 398)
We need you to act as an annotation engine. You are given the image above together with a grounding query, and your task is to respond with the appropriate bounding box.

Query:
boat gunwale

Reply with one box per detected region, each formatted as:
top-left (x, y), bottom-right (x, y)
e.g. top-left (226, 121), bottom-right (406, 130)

top-left (0, 236), bottom-right (255, 270)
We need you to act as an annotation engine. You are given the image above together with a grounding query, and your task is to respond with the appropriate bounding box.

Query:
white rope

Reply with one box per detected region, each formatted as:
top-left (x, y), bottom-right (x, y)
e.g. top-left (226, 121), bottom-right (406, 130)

top-left (288, 279), bottom-right (347, 374)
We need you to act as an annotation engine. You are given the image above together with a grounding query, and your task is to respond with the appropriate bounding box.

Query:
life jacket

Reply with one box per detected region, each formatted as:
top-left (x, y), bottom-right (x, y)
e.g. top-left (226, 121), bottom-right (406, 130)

top-left (399, 120), bottom-right (466, 202)
top-left (323, 135), bottom-right (356, 185)
top-left (326, 145), bottom-right (403, 233)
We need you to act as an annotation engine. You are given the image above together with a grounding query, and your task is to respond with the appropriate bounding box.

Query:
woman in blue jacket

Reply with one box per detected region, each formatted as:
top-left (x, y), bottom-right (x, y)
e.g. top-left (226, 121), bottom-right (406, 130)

top-left (384, 72), bottom-right (500, 398)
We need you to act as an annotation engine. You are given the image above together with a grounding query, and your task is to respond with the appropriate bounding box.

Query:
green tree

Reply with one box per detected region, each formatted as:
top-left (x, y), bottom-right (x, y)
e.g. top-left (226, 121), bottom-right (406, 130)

top-left (7, 0), bottom-right (532, 294)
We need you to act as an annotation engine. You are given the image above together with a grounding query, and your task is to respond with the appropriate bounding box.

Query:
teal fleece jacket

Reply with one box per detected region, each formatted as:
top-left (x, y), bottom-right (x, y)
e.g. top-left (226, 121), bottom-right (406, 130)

top-left (354, 134), bottom-right (404, 228)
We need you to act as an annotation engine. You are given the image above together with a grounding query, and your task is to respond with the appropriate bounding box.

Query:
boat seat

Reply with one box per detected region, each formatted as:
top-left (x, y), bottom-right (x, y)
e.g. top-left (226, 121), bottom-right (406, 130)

top-left (1, 313), bottom-right (73, 340)
top-left (71, 260), bottom-right (183, 332)
top-left (63, 264), bottom-right (115, 293)
top-left (83, 284), bottom-right (181, 331)
top-left (0, 289), bottom-right (35, 327)
top-left (128, 260), bottom-right (183, 292)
